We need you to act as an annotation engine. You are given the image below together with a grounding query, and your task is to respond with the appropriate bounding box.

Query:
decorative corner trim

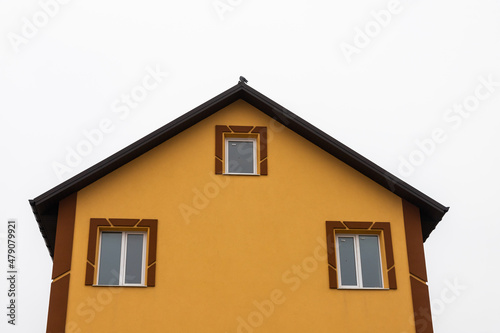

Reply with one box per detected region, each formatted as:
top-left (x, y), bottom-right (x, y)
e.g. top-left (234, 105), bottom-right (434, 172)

top-left (51, 193), bottom-right (77, 280)
top-left (46, 274), bottom-right (71, 333)
top-left (403, 200), bottom-right (433, 332)
top-left (47, 193), bottom-right (77, 333)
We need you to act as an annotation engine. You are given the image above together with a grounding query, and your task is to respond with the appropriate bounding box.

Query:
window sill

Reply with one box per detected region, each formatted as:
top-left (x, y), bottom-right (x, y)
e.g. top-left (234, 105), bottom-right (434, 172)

top-left (224, 173), bottom-right (260, 176)
top-left (337, 287), bottom-right (389, 290)
top-left (92, 284), bottom-right (147, 288)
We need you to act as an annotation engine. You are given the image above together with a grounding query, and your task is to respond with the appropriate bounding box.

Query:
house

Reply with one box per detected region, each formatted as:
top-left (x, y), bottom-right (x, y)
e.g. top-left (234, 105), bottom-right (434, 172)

top-left (30, 79), bottom-right (448, 333)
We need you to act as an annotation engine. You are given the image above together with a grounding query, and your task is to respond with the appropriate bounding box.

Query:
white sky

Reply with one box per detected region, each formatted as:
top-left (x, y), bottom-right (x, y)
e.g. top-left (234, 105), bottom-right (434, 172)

top-left (1, 1), bottom-right (499, 332)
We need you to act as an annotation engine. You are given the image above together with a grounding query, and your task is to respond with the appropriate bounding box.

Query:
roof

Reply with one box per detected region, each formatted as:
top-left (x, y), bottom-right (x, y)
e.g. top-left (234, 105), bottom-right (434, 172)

top-left (30, 80), bottom-right (449, 258)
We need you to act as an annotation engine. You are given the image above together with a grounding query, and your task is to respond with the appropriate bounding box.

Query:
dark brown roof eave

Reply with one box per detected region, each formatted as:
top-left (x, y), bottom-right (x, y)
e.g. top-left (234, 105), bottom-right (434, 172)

top-left (30, 81), bottom-right (449, 258)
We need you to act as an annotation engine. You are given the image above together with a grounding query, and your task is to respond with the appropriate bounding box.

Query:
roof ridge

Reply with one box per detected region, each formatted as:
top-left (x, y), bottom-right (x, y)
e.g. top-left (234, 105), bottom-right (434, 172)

top-left (30, 81), bottom-right (448, 258)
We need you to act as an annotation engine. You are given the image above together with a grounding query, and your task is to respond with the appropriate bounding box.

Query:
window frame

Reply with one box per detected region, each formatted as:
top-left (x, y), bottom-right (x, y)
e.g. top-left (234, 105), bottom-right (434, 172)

top-left (335, 233), bottom-right (384, 289)
top-left (224, 137), bottom-right (258, 175)
top-left (96, 230), bottom-right (147, 286)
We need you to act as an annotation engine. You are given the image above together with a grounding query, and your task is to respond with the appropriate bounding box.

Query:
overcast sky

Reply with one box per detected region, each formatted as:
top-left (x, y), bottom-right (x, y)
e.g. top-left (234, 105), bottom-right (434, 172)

top-left (1, 1), bottom-right (499, 332)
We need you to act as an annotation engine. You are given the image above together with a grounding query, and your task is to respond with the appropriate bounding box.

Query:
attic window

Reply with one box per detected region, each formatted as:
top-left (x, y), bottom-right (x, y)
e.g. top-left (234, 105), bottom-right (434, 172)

top-left (215, 125), bottom-right (268, 175)
top-left (225, 138), bottom-right (257, 174)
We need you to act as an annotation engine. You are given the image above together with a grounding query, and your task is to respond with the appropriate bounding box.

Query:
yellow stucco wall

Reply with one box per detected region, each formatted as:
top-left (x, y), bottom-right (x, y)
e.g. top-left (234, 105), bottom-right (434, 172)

top-left (65, 100), bottom-right (415, 333)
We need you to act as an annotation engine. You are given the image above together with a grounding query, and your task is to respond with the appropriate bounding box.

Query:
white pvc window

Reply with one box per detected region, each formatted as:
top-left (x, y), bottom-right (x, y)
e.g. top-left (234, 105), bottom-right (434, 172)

top-left (97, 231), bottom-right (146, 286)
top-left (336, 234), bottom-right (383, 289)
top-left (225, 138), bottom-right (257, 175)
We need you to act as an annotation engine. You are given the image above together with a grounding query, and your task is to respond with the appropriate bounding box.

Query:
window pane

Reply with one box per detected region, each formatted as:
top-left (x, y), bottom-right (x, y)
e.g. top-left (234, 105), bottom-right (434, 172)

top-left (359, 235), bottom-right (383, 288)
top-left (124, 234), bottom-right (144, 284)
top-left (98, 232), bottom-right (122, 285)
top-left (227, 141), bottom-right (254, 173)
top-left (338, 237), bottom-right (357, 286)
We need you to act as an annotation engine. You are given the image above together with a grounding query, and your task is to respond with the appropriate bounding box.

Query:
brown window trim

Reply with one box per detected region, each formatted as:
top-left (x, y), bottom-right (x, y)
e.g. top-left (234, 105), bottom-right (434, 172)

top-left (85, 218), bottom-right (158, 287)
top-left (215, 125), bottom-right (268, 175)
top-left (325, 221), bottom-right (397, 290)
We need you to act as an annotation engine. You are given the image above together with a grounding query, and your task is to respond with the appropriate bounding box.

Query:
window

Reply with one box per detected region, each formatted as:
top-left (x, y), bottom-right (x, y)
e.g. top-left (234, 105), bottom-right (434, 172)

top-left (336, 234), bottom-right (383, 288)
top-left (215, 125), bottom-right (268, 175)
top-left (326, 221), bottom-right (396, 290)
top-left (97, 231), bottom-right (146, 286)
top-left (86, 218), bottom-right (157, 287)
top-left (225, 138), bottom-right (257, 174)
